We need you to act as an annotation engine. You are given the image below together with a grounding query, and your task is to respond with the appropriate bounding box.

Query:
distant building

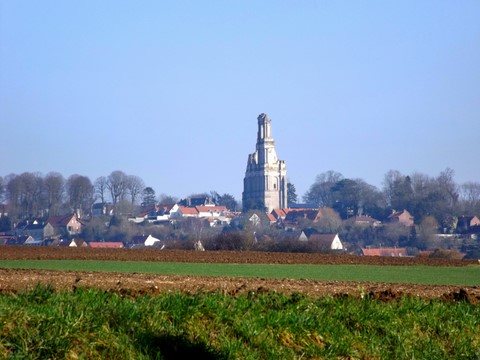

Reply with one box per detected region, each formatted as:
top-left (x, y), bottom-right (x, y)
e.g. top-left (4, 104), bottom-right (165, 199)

top-left (47, 213), bottom-right (82, 236)
top-left (129, 234), bottom-right (161, 247)
top-left (388, 209), bottom-right (414, 227)
top-left (242, 113), bottom-right (287, 213)
top-left (308, 233), bottom-right (345, 251)
top-left (92, 203), bottom-right (114, 217)
top-left (456, 216), bottom-right (480, 233)
top-left (15, 220), bottom-right (54, 241)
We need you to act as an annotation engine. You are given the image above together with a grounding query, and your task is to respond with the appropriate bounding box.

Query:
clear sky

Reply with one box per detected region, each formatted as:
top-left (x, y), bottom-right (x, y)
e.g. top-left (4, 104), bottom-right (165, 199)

top-left (1, 1), bottom-right (479, 201)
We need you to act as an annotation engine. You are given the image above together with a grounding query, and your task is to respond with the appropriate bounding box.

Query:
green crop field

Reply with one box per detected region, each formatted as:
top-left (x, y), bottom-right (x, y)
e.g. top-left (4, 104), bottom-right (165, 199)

top-left (1, 260), bottom-right (479, 286)
top-left (1, 260), bottom-right (479, 358)
top-left (0, 285), bottom-right (479, 359)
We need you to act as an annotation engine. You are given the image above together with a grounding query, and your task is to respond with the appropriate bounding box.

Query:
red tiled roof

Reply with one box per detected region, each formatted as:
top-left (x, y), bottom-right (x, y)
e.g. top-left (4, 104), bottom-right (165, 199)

top-left (271, 209), bottom-right (287, 219)
top-left (267, 214), bottom-right (276, 222)
top-left (178, 206), bottom-right (199, 215)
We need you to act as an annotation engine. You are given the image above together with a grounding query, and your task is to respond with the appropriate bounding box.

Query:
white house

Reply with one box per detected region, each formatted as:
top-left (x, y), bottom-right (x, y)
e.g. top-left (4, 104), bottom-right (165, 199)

top-left (130, 234), bottom-right (161, 247)
top-left (195, 206), bottom-right (227, 218)
top-left (309, 233), bottom-right (344, 251)
top-left (169, 205), bottom-right (199, 219)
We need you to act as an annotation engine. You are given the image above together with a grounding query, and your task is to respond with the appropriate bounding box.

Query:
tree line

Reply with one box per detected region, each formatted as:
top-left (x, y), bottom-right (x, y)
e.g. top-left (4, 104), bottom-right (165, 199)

top-left (0, 170), bottom-right (242, 227)
top-left (0, 171), bottom-right (159, 223)
top-left (1, 167), bottom-right (479, 231)
top-left (300, 168), bottom-right (480, 230)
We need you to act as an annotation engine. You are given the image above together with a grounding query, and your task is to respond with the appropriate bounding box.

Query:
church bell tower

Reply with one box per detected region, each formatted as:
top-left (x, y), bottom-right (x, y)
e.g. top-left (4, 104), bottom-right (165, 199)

top-left (242, 113), bottom-right (287, 212)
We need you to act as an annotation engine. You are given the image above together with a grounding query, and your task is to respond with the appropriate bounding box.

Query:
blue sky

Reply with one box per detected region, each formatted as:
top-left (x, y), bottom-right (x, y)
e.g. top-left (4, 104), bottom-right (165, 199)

top-left (1, 1), bottom-right (479, 201)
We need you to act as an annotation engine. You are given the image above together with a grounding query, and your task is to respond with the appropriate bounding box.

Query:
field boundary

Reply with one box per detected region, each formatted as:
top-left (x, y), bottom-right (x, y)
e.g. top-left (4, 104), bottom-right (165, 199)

top-left (1, 260), bottom-right (479, 286)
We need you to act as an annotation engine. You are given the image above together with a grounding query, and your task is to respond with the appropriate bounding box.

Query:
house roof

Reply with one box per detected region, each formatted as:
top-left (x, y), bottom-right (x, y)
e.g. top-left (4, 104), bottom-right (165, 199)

top-left (47, 214), bottom-right (76, 227)
top-left (21, 223), bottom-right (46, 231)
top-left (196, 206), bottom-right (227, 213)
top-left (157, 204), bottom-right (175, 212)
top-left (271, 208), bottom-right (288, 219)
top-left (458, 215), bottom-right (480, 226)
top-left (57, 239), bottom-right (86, 247)
top-left (285, 209), bottom-right (319, 222)
top-left (267, 213), bottom-right (276, 222)
top-left (309, 233), bottom-right (342, 250)
top-left (0, 235), bottom-right (20, 245)
top-left (178, 206), bottom-right (199, 215)
top-left (17, 235), bottom-right (34, 244)
top-left (137, 204), bottom-right (175, 218)
top-left (301, 227), bottom-right (320, 239)
top-left (388, 210), bottom-right (412, 219)
top-left (362, 247), bottom-right (408, 257)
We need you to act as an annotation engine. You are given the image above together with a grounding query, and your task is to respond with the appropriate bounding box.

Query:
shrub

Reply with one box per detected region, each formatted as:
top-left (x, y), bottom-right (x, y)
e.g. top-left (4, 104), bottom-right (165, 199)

top-left (428, 248), bottom-right (465, 259)
top-left (205, 231), bottom-right (255, 251)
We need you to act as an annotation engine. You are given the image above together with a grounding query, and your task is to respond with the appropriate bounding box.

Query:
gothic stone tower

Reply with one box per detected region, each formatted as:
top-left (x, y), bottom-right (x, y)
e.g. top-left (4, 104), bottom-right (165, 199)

top-left (242, 113), bottom-right (287, 212)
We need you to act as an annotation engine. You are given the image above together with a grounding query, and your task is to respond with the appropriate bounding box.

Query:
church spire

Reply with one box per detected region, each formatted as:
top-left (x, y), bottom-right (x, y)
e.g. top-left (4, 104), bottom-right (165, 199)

top-left (243, 113), bottom-right (287, 212)
top-left (257, 113), bottom-right (273, 142)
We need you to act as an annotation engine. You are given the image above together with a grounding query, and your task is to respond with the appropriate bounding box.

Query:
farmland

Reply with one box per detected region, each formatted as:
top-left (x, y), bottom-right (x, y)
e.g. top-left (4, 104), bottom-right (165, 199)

top-left (0, 246), bottom-right (479, 300)
top-left (1, 246), bottom-right (479, 358)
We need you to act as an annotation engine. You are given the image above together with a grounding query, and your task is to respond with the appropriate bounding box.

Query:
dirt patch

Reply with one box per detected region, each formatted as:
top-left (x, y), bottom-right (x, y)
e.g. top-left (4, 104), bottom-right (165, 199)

top-left (0, 246), bottom-right (477, 266)
top-left (0, 247), bottom-right (478, 302)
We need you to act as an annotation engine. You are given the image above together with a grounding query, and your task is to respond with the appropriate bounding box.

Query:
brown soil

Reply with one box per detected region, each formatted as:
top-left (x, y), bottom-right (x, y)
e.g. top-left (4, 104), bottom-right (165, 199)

top-left (0, 247), bottom-right (479, 302)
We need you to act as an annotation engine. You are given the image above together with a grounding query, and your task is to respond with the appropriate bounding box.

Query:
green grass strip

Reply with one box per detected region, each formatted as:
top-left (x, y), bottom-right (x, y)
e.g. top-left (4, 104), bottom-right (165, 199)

top-left (1, 260), bottom-right (479, 286)
top-left (1, 286), bottom-right (480, 359)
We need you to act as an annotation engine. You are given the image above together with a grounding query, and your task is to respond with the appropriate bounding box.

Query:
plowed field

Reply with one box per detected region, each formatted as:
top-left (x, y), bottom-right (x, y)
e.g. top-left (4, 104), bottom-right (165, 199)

top-left (0, 246), bottom-right (479, 302)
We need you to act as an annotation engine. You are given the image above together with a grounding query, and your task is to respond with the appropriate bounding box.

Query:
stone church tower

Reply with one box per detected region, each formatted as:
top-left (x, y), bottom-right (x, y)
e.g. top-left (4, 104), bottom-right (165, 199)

top-left (242, 113), bottom-right (287, 212)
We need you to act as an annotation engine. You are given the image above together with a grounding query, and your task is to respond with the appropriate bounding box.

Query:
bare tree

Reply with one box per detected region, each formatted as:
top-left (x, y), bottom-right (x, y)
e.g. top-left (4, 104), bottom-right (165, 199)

top-left (0, 175), bottom-right (4, 203)
top-left (314, 207), bottom-right (342, 233)
top-left (106, 171), bottom-right (127, 211)
top-left (303, 170), bottom-right (344, 207)
top-left (44, 172), bottom-right (65, 216)
top-left (66, 174), bottom-right (94, 218)
top-left (5, 172), bottom-right (44, 219)
top-left (382, 170), bottom-right (414, 211)
top-left (125, 175), bottom-right (145, 205)
top-left (5, 174), bottom-right (21, 220)
top-left (436, 168), bottom-right (459, 210)
top-left (158, 193), bottom-right (178, 205)
top-left (416, 216), bottom-right (440, 250)
top-left (460, 181), bottom-right (480, 215)
top-left (94, 176), bottom-right (108, 204)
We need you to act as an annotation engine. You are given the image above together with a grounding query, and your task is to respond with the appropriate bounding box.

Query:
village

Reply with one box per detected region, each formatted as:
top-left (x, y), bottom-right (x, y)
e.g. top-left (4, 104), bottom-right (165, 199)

top-left (1, 190), bottom-right (479, 260)
top-left (1, 114), bottom-right (479, 258)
